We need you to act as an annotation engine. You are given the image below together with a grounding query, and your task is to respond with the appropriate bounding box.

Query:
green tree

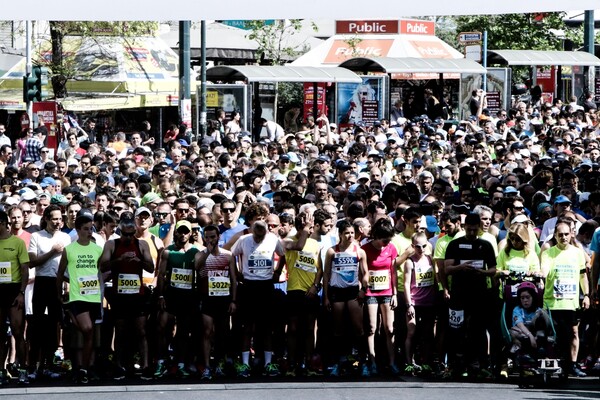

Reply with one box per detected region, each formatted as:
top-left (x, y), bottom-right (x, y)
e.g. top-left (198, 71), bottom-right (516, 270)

top-left (245, 19), bottom-right (317, 65)
top-left (46, 21), bottom-right (158, 98)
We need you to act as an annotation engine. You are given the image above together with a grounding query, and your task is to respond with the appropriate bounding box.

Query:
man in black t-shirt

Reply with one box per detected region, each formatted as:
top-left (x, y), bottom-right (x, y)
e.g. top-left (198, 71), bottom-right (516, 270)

top-left (444, 213), bottom-right (497, 377)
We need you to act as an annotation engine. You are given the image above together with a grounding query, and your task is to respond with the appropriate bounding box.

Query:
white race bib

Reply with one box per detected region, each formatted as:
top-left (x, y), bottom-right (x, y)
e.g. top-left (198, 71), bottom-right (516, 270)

top-left (368, 269), bottom-right (390, 291)
top-left (208, 276), bottom-right (230, 297)
top-left (117, 273), bottom-right (141, 294)
top-left (170, 268), bottom-right (193, 290)
top-left (79, 275), bottom-right (100, 296)
top-left (294, 251), bottom-right (318, 273)
top-left (449, 309), bottom-right (465, 329)
top-left (415, 263), bottom-right (434, 287)
top-left (247, 250), bottom-right (273, 280)
top-left (0, 262), bottom-right (11, 283)
top-left (553, 278), bottom-right (577, 299)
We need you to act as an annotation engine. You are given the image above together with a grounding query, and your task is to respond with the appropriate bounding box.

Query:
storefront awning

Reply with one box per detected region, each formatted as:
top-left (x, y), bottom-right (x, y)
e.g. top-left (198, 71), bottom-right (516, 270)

top-left (206, 65), bottom-right (363, 83)
top-left (338, 57), bottom-right (486, 74)
top-left (60, 93), bottom-right (173, 112)
top-left (487, 50), bottom-right (600, 66)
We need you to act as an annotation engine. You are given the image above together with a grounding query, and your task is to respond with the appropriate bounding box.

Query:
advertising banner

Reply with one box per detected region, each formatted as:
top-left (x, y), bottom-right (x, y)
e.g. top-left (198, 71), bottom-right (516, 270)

top-left (336, 76), bottom-right (384, 128)
top-left (198, 84), bottom-right (248, 133)
top-left (303, 83), bottom-right (327, 121)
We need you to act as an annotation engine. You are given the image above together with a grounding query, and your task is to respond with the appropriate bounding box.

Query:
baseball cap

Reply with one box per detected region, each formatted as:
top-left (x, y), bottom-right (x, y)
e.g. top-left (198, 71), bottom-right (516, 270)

top-left (553, 195), bottom-right (571, 205)
top-left (19, 188), bottom-right (36, 202)
top-left (141, 192), bottom-right (162, 206)
top-left (135, 207), bottom-right (152, 217)
top-left (503, 186), bottom-right (519, 194)
top-left (175, 220), bottom-right (192, 232)
top-left (317, 155), bottom-right (331, 163)
top-left (40, 177), bottom-right (57, 188)
top-left (271, 173), bottom-right (286, 183)
top-left (50, 194), bottom-right (69, 206)
top-left (287, 152), bottom-right (300, 164)
top-left (511, 214), bottom-right (529, 225)
top-left (75, 208), bottom-right (94, 224)
top-left (425, 215), bottom-right (440, 233)
top-left (412, 159), bottom-right (424, 167)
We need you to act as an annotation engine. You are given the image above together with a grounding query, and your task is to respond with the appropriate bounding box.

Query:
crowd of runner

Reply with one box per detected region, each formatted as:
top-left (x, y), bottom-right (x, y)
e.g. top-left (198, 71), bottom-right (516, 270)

top-left (0, 93), bottom-right (599, 385)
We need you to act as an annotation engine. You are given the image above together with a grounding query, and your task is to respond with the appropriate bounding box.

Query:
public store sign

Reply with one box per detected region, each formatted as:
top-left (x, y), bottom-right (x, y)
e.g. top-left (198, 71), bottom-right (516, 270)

top-left (336, 19), bottom-right (435, 36)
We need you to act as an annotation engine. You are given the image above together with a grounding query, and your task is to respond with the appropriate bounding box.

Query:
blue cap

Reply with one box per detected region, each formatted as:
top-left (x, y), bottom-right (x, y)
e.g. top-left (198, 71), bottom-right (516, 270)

top-left (425, 216), bottom-right (440, 233)
top-left (40, 177), bottom-right (57, 188)
top-left (553, 195), bottom-right (571, 205)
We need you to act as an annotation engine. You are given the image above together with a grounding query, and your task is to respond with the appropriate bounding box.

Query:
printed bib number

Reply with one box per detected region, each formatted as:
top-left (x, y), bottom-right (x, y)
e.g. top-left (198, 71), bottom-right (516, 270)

top-left (553, 278), bottom-right (577, 299)
top-left (79, 275), bottom-right (99, 296)
top-left (0, 262), bottom-right (11, 283)
top-left (170, 268), bottom-right (193, 290)
top-left (449, 309), bottom-right (465, 329)
top-left (415, 264), bottom-right (434, 287)
top-left (248, 251), bottom-right (273, 279)
top-left (368, 270), bottom-right (390, 291)
top-left (208, 276), bottom-right (230, 297)
top-left (117, 273), bottom-right (141, 294)
top-left (461, 259), bottom-right (484, 269)
top-left (294, 251), bottom-right (318, 273)
top-left (333, 253), bottom-right (358, 284)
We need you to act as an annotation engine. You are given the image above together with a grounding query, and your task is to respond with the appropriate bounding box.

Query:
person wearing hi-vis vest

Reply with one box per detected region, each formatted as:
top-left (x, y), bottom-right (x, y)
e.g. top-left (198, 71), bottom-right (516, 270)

top-left (99, 212), bottom-right (154, 381)
top-left (153, 220), bottom-right (200, 380)
top-left (56, 208), bottom-right (103, 384)
top-left (540, 220), bottom-right (590, 378)
top-left (444, 213), bottom-right (497, 380)
top-left (195, 225), bottom-right (237, 381)
top-left (0, 209), bottom-right (30, 385)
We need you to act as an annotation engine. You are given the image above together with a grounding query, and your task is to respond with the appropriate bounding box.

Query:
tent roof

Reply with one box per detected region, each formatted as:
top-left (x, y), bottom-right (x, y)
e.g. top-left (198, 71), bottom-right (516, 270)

top-left (291, 33), bottom-right (463, 67)
top-left (339, 57), bottom-right (486, 74)
top-left (206, 65), bottom-right (362, 83)
top-left (487, 50), bottom-right (600, 66)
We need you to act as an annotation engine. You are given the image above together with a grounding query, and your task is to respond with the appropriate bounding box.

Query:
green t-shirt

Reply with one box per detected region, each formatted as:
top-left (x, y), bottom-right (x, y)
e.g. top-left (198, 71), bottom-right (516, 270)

top-left (392, 232), bottom-right (412, 293)
top-left (66, 241), bottom-right (103, 303)
top-left (0, 235), bottom-right (29, 284)
top-left (541, 245), bottom-right (585, 311)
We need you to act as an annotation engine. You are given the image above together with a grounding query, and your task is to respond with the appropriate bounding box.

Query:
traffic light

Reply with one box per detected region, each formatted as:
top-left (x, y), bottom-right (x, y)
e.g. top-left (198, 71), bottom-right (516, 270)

top-left (23, 65), bottom-right (48, 103)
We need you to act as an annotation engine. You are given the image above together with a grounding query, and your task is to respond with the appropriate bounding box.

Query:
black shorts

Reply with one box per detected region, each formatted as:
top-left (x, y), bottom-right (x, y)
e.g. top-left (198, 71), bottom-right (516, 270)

top-left (67, 301), bottom-right (102, 321)
top-left (164, 289), bottom-right (198, 317)
top-left (200, 295), bottom-right (232, 319)
top-left (238, 280), bottom-right (274, 324)
top-left (109, 295), bottom-right (146, 320)
top-left (286, 290), bottom-right (320, 318)
top-left (328, 286), bottom-right (359, 303)
top-left (551, 309), bottom-right (580, 327)
top-left (0, 283), bottom-right (20, 310)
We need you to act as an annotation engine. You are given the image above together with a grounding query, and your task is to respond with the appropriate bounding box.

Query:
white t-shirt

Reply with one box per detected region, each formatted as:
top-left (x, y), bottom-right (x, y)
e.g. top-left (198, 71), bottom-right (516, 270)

top-left (231, 233), bottom-right (284, 281)
top-left (28, 229), bottom-right (72, 277)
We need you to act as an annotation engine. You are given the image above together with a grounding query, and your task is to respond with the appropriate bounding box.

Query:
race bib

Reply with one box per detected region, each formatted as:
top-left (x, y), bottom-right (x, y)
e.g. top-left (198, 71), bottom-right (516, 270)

top-left (0, 262), bottom-right (11, 283)
top-left (117, 273), bottom-right (141, 294)
top-left (415, 263), bottom-right (434, 287)
top-left (294, 251), bottom-right (318, 273)
top-left (368, 269), bottom-right (390, 291)
top-left (553, 278), bottom-right (577, 299)
top-left (208, 276), bottom-right (230, 297)
top-left (449, 309), bottom-right (465, 329)
top-left (248, 250), bottom-right (273, 280)
top-left (171, 268), bottom-right (193, 290)
top-left (78, 275), bottom-right (100, 296)
top-left (461, 259), bottom-right (484, 269)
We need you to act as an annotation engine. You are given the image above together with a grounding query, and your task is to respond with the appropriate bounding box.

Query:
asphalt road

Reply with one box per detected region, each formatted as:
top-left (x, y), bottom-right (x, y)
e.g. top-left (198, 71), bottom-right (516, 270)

top-left (2, 378), bottom-right (599, 400)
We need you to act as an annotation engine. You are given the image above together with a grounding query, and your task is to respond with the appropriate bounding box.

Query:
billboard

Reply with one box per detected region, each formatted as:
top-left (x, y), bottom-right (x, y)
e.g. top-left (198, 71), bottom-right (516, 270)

top-left (336, 76), bottom-right (386, 128)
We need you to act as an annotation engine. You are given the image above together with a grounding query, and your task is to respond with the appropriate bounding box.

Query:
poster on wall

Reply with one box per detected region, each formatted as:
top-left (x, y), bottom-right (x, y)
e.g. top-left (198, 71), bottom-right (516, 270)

top-left (459, 68), bottom-right (508, 119)
top-left (198, 84), bottom-right (248, 133)
top-left (336, 76), bottom-right (385, 128)
top-left (303, 83), bottom-right (327, 121)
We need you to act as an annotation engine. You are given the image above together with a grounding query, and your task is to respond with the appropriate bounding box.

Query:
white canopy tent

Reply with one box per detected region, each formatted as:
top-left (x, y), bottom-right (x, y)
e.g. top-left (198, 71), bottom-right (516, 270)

top-left (3, 0), bottom-right (600, 20)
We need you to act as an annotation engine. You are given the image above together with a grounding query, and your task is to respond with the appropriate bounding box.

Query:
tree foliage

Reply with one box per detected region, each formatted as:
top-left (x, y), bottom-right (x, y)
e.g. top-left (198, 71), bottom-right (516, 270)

top-left (246, 19), bottom-right (317, 65)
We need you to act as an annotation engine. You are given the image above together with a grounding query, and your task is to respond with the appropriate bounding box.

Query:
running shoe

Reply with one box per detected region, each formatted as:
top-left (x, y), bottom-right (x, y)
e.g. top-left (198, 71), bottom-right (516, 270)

top-left (201, 368), bottom-right (212, 381)
top-left (361, 364), bottom-right (370, 377)
top-left (77, 369), bottom-right (89, 384)
top-left (154, 362), bottom-right (167, 378)
top-left (476, 368), bottom-right (493, 380)
top-left (237, 363), bottom-right (251, 378)
top-left (593, 360), bottom-right (600, 371)
top-left (0, 369), bottom-right (8, 385)
top-left (141, 367), bottom-right (154, 381)
top-left (215, 362), bottom-right (226, 378)
top-left (404, 364), bottom-right (416, 376)
top-left (330, 364), bottom-right (340, 377)
top-left (113, 366), bottom-right (126, 381)
top-left (370, 363), bottom-right (378, 376)
top-left (18, 369), bottom-right (29, 385)
top-left (389, 364), bottom-right (401, 376)
top-left (176, 365), bottom-right (190, 378)
top-left (42, 369), bottom-right (61, 379)
top-left (6, 363), bottom-right (18, 379)
top-left (264, 363), bottom-right (280, 377)
top-left (420, 364), bottom-right (432, 374)
top-left (570, 364), bottom-right (586, 378)
top-left (305, 367), bottom-right (322, 377)
top-left (285, 367), bottom-right (296, 377)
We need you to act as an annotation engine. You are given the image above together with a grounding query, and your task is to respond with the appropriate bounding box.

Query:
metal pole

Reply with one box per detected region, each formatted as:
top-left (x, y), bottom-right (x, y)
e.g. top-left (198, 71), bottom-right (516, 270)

top-left (584, 10), bottom-right (595, 93)
top-left (482, 30), bottom-right (488, 92)
top-left (25, 20), bottom-right (32, 122)
top-left (179, 21), bottom-right (191, 138)
top-left (200, 20), bottom-right (207, 143)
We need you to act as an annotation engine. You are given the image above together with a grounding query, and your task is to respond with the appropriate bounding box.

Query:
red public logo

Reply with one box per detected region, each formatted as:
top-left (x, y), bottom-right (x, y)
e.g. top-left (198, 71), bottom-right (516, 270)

top-left (400, 19), bottom-right (435, 36)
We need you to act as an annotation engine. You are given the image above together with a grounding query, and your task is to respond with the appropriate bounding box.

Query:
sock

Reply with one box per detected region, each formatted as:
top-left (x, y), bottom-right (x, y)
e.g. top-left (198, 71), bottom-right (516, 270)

top-left (242, 351), bottom-right (250, 365)
top-left (178, 362), bottom-right (184, 369)
top-left (157, 359), bottom-right (165, 365)
top-left (264, 351), bottom-right (273, 366)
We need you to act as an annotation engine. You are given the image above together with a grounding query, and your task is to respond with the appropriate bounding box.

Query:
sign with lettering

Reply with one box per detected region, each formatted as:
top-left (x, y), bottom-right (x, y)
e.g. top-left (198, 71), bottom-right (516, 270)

top-left (324, 39), bottom-right (394, 64)
top-left (400, 19), bottom-right (435, 35)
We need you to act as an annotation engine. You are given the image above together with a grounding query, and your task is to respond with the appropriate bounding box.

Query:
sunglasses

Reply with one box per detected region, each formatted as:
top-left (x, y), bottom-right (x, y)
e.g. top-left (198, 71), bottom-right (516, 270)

top-left (268, 224), bottom-right (279, 229)
top-left (176, 208), bottom-right (190, 213)
top-left (221, 208), bottom-right (235, 213)
top-left (155, 212), bottom-right (169, 217)
top-left (113, 207), bottom-right (125, 212)
top-left (413, 244), bottom-right (427, 249)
